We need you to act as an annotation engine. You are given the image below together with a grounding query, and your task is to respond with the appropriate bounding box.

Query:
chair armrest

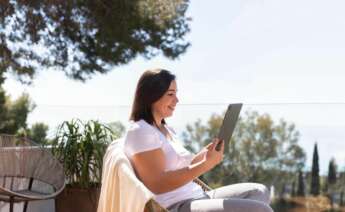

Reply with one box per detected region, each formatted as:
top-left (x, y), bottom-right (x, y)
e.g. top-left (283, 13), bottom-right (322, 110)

top-left (193, 178), bottom-right (212, 192)
top-left (144, 198), bottom-right (168, 212)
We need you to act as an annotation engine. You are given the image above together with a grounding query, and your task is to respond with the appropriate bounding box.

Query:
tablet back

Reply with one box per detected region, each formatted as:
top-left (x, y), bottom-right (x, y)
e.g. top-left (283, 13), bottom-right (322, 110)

top-left (217, 103), bottom-right (242, 150)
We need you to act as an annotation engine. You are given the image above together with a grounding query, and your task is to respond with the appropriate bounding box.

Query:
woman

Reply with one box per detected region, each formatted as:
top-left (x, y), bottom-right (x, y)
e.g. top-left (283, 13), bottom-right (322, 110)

top-left (124, 69), bottom-right (273, 212)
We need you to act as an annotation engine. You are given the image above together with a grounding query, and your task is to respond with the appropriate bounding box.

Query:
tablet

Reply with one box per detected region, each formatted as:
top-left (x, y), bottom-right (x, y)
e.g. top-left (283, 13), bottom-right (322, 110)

top-left (216, 103), bottom-right (243, 151)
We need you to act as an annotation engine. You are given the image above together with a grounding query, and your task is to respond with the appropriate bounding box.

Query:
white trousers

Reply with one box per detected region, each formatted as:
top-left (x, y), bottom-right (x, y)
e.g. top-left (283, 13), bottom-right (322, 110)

top-left (167, 183), bottom-right (273, 212)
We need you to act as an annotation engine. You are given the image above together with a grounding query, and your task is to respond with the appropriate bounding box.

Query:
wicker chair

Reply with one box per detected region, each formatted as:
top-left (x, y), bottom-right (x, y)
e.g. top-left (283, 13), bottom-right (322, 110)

top-left (0, 134), bottom-right (65, 212)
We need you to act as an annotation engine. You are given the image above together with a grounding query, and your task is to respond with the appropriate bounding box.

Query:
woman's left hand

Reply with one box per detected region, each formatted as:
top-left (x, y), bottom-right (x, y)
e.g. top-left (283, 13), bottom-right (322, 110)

top-left (191, 140), bottom-right (221, 164)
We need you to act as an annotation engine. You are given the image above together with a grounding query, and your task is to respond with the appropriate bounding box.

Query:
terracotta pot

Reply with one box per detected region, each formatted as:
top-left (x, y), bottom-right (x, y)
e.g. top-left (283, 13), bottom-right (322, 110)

top-left (55, 187), bottom-right (100, 212)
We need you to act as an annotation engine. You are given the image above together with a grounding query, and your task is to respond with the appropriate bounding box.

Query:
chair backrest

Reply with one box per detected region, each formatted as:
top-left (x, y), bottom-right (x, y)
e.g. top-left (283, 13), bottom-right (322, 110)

top-left (98, 139), bottom-right (161, 212)
top-left (100, 139), bottom-right (209, 212)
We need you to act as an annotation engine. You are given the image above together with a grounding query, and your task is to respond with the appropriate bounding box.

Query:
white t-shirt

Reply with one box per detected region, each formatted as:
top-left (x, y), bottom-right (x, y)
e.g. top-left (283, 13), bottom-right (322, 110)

top-left (124, 119), bottom-right (205, 208)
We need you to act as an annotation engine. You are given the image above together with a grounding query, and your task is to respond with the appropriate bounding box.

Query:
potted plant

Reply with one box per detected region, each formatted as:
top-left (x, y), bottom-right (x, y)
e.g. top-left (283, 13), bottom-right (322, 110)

top-left (52, 119), bottom-right (120, 212)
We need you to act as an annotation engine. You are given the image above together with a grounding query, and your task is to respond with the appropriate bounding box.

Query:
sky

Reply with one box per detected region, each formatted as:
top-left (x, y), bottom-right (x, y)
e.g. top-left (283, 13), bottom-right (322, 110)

top-left (3, 0), bottom-right (345, 174)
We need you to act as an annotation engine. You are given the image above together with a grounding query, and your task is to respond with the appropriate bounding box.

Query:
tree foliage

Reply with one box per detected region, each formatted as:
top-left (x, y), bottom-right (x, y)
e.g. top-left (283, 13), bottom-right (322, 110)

top-left (327, 158), bottom-right (337, 186)
top-left (291, 180), bottom-right (296, 197)
top-left (108, 121), bottom-right (126, 137)
top-left (0, 87), bottom-right (35, 134)
top-left (18, 122), bottom-right (49, 145)
top-left (297, 170), bottom-right (305, 196)
top-left (182, 110), bottom-right (306, 190)
top-left (310, 142), bottom-right (320, 196)
top-left (0, 0), bottom-right (191, 83)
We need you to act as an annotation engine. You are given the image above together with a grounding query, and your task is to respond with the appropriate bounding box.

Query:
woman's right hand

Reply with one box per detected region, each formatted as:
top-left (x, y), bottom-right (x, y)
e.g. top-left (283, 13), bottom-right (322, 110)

top-left (203, 138), bottom-right (224, 170)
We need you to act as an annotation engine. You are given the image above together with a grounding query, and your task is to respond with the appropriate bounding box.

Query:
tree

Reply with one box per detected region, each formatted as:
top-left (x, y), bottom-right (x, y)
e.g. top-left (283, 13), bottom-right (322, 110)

top-left (0, 87), bottom-right (35, 134)
top-left (182, 110), bottom-right (306, 189)
top-left (291, 180), bottom-right (296, 197)
top-left (340, 170), bottom-right (345, 206)
top-left (0, 87), bottom-right (50, 144)
top-left (28, 123), bottom-right (49, 144)
top-left (297, 170), bottom-right (305, 196)
top-left (0, 87), bottom-right (6, 121)
top-left (16, 122), bottom-right (49, 144)
top-left (326, 158), bottom-right (338, 209)
top-left (108, 121), bottom-right (126, 137)
top-left (310, 142), bottom-right (320, 196)
top-left (0, 0), bottom-right (191, 84)
top-left (327, 158), bottom-right (337, 186)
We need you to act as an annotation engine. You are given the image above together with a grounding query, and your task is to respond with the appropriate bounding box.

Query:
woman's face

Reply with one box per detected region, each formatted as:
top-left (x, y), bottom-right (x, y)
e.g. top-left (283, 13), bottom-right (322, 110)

top-left (152, 80), bottom-right (179, 120)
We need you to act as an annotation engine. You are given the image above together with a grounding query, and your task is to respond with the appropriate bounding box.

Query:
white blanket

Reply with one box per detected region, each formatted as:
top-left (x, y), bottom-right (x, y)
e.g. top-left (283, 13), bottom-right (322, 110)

top-left (97, 140), bottom-right (154, 212)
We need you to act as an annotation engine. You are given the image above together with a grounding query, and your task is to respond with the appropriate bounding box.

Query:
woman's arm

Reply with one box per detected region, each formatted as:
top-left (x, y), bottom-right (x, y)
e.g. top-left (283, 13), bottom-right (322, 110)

top-left (131, 138), bottom-right (224, 194)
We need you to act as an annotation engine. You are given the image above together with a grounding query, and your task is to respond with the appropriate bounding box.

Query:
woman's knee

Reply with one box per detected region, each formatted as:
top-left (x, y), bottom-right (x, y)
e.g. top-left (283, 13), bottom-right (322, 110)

top-left (256, 202), bottom-right (274, 212)
top-left (249, 183), bottom-right (270, 204)
top-left (222, 198), bottom-right (274, 212)
top-left (188, 199), bottom-right (274, 212)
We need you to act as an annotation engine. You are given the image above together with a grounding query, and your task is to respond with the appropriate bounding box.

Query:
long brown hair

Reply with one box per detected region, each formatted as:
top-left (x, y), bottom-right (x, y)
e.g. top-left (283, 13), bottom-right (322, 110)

top-left (130, 69), bottom-right (176, 125)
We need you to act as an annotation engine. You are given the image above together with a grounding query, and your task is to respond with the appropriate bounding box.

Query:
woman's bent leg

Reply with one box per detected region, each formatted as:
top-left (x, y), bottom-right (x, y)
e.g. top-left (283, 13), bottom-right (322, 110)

top-left (206, 183), bottom-right (270, 204)
top-left (177, 198), bottom-right (273, 212)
